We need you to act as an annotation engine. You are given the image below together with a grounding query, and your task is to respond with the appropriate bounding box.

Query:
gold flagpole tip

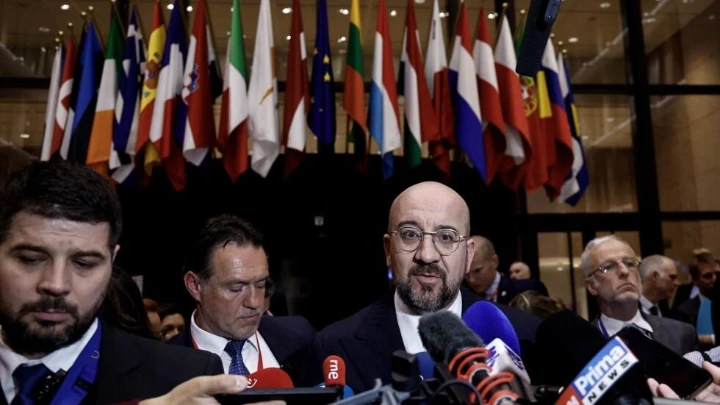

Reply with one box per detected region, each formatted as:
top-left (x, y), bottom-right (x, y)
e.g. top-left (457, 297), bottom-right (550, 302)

top-left (58, 30), bottom-right (64, 36)
top-left (520, 9), bottom-right (526, 14)
top-left (226, 31), bottom-right (231, 37)
top-left (54, 37), bottom-right (61, 44)
top-left (67, 22), bottom-right (74, 28)
top-left (80, 11), bottom-right (87, 18)
top-left (502, 2), bottom-right (508, 8)
top-left (87, 5), bottom-right (94, 13)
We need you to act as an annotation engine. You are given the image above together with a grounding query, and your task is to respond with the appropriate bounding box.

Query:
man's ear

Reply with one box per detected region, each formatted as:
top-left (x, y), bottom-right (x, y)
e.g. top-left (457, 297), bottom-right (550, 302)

top-left (184, 271), bottom-right (203, 303)
top-left (490, 254), bottom-right (499, 269)
top-left (586, 278), bottom-right (599, 297)
top-left (383, 234), bottom-right (392, 268)
top-left (465, 238), bottom-right (475, 275)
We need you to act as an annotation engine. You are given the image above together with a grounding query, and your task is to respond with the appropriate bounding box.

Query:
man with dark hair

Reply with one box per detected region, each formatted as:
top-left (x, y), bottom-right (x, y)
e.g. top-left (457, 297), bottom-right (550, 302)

top-left (0, 160), bottom-right (230, 404)
top-left (158, 304), bottom-right (186, 342)
top-left (168, 215), bottom-right (315, 384)
top-left (678, 252), bottom-right (718, 347)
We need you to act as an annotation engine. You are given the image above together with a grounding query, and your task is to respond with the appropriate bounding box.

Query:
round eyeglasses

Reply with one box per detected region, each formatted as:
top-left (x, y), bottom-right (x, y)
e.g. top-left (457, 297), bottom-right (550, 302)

top-left (389, 226), bottom-right (468, 256)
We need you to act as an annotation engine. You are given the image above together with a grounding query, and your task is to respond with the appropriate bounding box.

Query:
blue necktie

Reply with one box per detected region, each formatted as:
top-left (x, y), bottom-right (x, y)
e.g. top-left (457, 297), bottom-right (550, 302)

top-left (225, 340), bottom-right (250, 376)
top-left (12, 363), bottom-right (52, 405)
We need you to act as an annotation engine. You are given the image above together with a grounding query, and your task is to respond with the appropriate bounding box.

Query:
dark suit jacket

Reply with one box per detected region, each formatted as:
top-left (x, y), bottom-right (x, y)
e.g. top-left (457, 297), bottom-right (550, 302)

top-left (496, 276), bottom-right (549, 305)
top-left (167, 315), bottom-right (315, 385)
top-left (672, 284), bottom-right (695, 311)
top-left (6, 325), bottom-right (223, 405)
top-left (591, 313), bottom-right (696, 355)
top-left (677, 296), bottom-right (701, 327)
top-left (312, 287), bottom-right (541, 392)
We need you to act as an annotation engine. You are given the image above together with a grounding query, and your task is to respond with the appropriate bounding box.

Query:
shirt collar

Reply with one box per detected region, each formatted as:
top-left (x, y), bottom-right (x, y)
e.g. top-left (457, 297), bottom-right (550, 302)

top-left (394, 291), bottom-right (463, 354)
top-left (190, 310), bottom-right (258, 354)
top-left (599, 310), bottom-right (653, 337)
top-left (639, 295), bottom-right (655, 313)
top-left (485, 272), bottom-right (501, 299)
top-left (0, 318), bottom-right (98, 402)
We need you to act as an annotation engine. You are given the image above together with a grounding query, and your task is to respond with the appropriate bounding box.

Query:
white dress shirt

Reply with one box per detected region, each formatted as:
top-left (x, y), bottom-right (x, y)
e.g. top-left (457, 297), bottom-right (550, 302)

top-left (0, 318), bottom-right (99, 404)
top-left (599, 310), bottom-right (653, 338)
top-left (485, 272), bottom-right (501, 301)
top-left (190, 311), bottom-right (279, 374)
top-left (395, 291), bottom-right (463, 354)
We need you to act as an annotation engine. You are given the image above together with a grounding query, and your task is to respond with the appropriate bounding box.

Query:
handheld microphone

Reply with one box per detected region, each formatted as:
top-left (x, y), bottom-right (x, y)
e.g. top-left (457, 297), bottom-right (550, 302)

top-left (462, 301), bottom-right (522, 355)
top-left (246, 367), bottom-right (294, 389)
top-left (418, 311), bottom-right (519, 405)
top-left (484, 339), bottom-right (534, 402)
top-left (416, 352), bottom-right (435, 380)
top-left (535, 311), bottom-right (653, 405)
top-left (321, 355), bottom-right (355, 399)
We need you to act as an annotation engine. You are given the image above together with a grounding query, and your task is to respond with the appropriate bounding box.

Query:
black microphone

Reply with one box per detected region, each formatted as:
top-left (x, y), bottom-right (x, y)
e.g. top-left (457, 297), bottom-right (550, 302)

top-left (535, 310), bottom-right (654, 405)
top-left (418, 311), bottom-right (521, 405)
top-left (516, 0), bottom-right (563, 76)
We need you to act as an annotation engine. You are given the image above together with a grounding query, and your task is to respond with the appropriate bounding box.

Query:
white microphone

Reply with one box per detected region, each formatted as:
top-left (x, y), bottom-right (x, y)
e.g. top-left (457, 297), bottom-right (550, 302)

top-left (684, 346), bottom-right (720, 366)
top-left (484, 338), bottom-right (535, 402)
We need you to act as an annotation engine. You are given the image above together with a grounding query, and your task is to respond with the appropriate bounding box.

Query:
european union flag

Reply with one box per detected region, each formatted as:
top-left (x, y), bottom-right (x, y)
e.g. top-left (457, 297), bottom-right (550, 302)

top-left (307, 0), bottom-right (336, 150)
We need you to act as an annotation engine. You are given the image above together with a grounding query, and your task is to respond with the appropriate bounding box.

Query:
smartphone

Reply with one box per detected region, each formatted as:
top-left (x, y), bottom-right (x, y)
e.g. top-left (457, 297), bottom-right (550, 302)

top-left (215, 387), bottom-right (341, 405)
top-left (616, 324), bottom-right (713, 399)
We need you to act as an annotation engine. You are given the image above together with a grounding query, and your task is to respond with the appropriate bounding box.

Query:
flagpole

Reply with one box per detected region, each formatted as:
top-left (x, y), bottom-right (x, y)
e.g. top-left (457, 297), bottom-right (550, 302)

top-left (494, 2), bottom-right (509, 48)
top-left (345, 114), bottom-right (351, 154)
top-left (204, 0), bottom-right (223, 78)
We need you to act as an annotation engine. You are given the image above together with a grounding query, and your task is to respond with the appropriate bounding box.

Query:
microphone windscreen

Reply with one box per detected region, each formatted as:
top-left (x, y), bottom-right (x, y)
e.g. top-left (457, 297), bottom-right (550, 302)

top-left (322, 355), bottom-right (346, 387)
top-left (462, 301), bottom-right (522, 355)
top-left (684, 351), bottom-right (704, 367)
top-left (534, 310), bottom-right (607, 386)
top-left (246, 367), bottom-right (294, 389)
top-left (418, 311), bottom-right (482, 364)
top-left (415, 351), bottom-right (435, 379)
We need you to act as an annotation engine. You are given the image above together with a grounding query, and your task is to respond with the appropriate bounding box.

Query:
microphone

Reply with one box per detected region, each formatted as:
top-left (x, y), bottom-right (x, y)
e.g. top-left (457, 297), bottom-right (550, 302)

top-left (515, 0), bottom-right (563, 76)
top-left (418, 311), bottom-right (520, 405)
top-left (535, 311), bottom-right (654, 405)
top-left (462, 301), bottom-right (522, 355)
top-left (246, 367), bottom-right (294, 389)
top-left (321, 355), bottom-right (355, 399)
top-left (416, 352), bottom-right (435, 380)
top-left (484, 339), bottom-right (534, 402)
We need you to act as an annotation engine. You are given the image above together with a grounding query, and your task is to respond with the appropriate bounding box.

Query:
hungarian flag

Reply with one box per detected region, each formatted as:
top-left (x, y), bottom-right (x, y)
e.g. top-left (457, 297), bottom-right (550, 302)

top-left (218, 0), bottom-right (250, 182)
top-left (282, 0), bottom-right (308, 177)
top-left (398, 0), bottom-right (438, 170)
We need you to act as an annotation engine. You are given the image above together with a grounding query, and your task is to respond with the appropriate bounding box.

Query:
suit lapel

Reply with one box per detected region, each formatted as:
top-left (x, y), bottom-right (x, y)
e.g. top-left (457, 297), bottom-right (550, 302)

top-left (258, 317), bottom-right (293, 366)
top-left (94, 325), bottom-right (144, 404)
top-left (351, 294), bottom-right (404, 386)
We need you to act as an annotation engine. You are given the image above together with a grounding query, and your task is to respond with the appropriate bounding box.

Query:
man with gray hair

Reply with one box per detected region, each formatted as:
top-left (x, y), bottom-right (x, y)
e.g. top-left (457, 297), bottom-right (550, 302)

top-left (638, 255), bottom-right (680, 317)
top-left (583, 235), bottom-right (695, 354)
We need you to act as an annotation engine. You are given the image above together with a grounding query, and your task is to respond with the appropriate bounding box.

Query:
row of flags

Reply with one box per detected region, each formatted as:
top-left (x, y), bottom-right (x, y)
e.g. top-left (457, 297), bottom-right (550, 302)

top-left (39, 0), bottom-right (588, 205)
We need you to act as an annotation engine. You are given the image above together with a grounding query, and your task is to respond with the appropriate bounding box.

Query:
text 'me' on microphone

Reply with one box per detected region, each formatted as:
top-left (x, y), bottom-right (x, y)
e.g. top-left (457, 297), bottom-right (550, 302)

top-left (418, 311), bottom-right (519, 405)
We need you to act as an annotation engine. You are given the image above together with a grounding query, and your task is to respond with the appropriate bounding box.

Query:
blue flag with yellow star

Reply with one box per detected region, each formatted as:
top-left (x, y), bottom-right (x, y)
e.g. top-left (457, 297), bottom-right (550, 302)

top-left (308, 0), bottom-right (336, 148)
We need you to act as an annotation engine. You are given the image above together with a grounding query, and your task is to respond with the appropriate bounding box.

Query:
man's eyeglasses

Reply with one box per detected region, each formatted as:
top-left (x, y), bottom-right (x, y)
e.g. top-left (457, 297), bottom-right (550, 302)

top-left (389, 226), bottom-right (468, 256)
top-left (588, 258), bottom-right (640, 278)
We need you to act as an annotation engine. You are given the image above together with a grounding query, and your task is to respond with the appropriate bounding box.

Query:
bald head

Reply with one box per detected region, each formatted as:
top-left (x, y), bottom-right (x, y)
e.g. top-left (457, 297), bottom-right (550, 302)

top-left (388, 182), bottom-right (470, 234)
top-left (471, 236), bottom-right (495, 261)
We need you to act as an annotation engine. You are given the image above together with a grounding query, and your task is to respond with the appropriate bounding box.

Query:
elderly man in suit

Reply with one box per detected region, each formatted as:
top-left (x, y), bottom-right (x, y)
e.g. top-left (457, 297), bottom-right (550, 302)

top-left (168, 215), bottom-right (315, 384)
top-left (638, 255), bottom-right (680, 318)
top-left (464, 236), bottom-right (548, 305)
top-left (583, 235), bottom-right (695, 355)
top-left (0, 160), bottom-right (255, 405)
top-left (313, 182), bottom-right (542, 392)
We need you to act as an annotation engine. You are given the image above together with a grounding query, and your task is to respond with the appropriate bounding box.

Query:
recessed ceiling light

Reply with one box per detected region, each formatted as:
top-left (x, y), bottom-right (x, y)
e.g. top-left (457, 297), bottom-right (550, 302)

top-left (390, 10), bottom-right (397, 17)
top-left (600, 2), bottom-right (611, 9)
top-left (186, 5), bottom-right (192, 11)
top-left (568, 37), bottom-right (578, 43)
top-left (338, 36), bottom-right (347, 43)
top-left (550, 33), bottom-right (556, 38)
top-left (38, 26), bottom-right (50, 33)
top-left (562, 49), bottom-right (568, 54)
top-left (41, 47), bottom-right (47, 53)
top-left (520, 9), bottom-right (526, 14)
top-left (339, 8), bottom-right (349, 15)
top-left (439, 12), bottom-right (448, 18)
top-left (282, 7), bottom-right (292, 14)
top-left (558, 40), bottom-right (564, 46)
top-left (60, 4), bottom-right (70, 10)
top-left (20, 133), bottom-right (30, 139)
top-left (167, 3), bottom-right (174, 10)
top-left (415, 0), bottom-right (425, 3)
